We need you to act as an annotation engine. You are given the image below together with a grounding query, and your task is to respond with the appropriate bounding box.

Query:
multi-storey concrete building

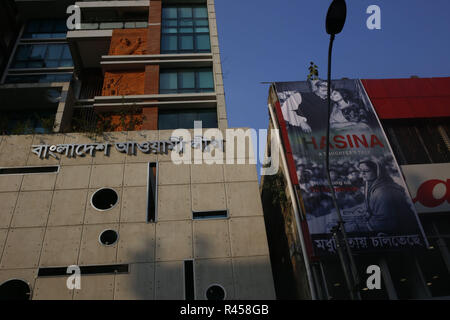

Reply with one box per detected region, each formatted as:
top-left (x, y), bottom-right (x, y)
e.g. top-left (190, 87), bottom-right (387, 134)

top-left (0, 0), bottom-right (275, 300)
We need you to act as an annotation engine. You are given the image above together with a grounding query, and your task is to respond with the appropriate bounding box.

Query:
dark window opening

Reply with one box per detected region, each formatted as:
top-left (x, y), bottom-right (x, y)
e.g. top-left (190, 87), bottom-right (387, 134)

top-left (0, 109), bottom-right (57, 135)
top-left (321, 259), bottom-right (351, 300)
top-left (99, 230), bottom-right (119, 246)
top-left (38, 264), bottom-right (128, 277)
top-left (184, 260), bottom-right (195, 300)
top-left (0, 166), bottom-right (59, 175)
top-left (0, 280), bottom-right (31, 301)
top-left (416, 238), bottom-right (450, 297)
top-left (147, 162), bottom-right (158, 223)
top-left (79, 69), bottom-right (103, 99)
top-left (206, 284), bottom-right (225, 301)
top-left (11, 43), bottom-right (73, 69)
top-left (382, 118), bottom-right (450, 165)
top-left (158, 108), bottom-right (217, 130)
top-left (70, 107), bottom-right (98, 133)
top-left (91, 188), bottom-right (119, 211)
top-left (418, 215), bottom-right (450, 298)
top-left (193, 210), bottom-right (227, 220)
top-left (23, 19), bottom-right (67, 39)
top-left (5, 73), bottom-right (72, 84)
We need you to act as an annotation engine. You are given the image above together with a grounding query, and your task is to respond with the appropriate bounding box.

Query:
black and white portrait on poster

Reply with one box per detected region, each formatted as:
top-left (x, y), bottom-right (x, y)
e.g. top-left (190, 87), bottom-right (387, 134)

top-left (274, 79), bottom-right (428, 255)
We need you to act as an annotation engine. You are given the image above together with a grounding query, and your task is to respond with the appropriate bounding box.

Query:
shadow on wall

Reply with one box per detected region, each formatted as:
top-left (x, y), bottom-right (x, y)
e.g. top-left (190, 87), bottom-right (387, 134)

top-left (3, 229), bottom-right (276, 300)
top-left (125, 231), bottom-right (275, 300)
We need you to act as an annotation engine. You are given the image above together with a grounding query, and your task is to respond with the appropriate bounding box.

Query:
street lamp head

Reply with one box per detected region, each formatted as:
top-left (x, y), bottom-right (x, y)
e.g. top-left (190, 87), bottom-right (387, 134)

top-left (326, 0), bottom-right (347, 35)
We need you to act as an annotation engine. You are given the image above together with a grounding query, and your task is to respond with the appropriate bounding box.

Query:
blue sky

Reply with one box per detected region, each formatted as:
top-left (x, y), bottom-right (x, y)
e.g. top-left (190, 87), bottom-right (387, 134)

top-left (214, 0), bottom-right (450, 176)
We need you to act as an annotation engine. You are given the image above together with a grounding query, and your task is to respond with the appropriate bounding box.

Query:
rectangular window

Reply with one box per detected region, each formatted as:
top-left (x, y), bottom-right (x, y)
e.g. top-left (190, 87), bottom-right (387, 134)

top-left (147, 162), bottom-right (158, 223)
top-left (158, 108), bottom-right (218, 130)
top-left (11, 44), bottom-right (73, 69)
top-left (193, 210), bottom-right (228, 220)
top-left (23, 19), bottom-right (67, 39)
top-left (5, 73), bottom-right (72, 84)
top-left (160, 68), bottom-right (214, 94)
top-left (0, 109), bottom-right (57, 135)
top-left (383, 118), bottom-right (450, 165)
top-left (161, 6), bottom-right (210, 53)
top-left (184, 260), bottom-right (195, 300)
top-left (38, 264), bottom-right (128, 277)
top-left (0, 166), bottom-right (59, 175)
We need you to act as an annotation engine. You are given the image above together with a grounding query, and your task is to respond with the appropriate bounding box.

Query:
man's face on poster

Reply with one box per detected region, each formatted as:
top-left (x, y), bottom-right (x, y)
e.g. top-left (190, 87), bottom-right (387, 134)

top-left (316, 81), bottom-right (328, 98)
top-left (359, 163), bottom-right (377, 182)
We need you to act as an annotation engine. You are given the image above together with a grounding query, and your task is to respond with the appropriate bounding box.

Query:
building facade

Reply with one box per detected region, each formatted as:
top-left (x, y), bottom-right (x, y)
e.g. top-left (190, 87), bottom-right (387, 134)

top-left (0, 0), bottom-right (275, 300)
top-left (261, 76), bottom-right (450, 300)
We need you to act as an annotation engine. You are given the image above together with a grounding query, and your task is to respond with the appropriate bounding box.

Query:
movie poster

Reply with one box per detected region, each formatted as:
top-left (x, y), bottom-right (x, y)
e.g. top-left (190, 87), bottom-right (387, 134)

top-left (274, 79), bottom-right (428, 255)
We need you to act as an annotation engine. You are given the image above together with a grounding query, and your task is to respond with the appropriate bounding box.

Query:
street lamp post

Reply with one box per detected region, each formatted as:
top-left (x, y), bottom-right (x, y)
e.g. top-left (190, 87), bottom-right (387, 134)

top-left (325, 0), bottom-right (361, 300)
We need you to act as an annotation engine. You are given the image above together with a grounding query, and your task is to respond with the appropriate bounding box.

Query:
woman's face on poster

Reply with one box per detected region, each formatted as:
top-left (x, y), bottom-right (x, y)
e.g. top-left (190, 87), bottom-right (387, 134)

top-left (330, 90), bottom-right (343, 102)
top-left (359, 163), bottom-right (377, 182)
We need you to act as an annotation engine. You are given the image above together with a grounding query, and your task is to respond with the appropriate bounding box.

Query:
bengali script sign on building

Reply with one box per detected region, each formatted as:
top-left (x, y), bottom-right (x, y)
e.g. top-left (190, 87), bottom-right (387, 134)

top-left (31, 136), bottom-right (223, 159)
top-left (274, 79), bottom-right (427, 255)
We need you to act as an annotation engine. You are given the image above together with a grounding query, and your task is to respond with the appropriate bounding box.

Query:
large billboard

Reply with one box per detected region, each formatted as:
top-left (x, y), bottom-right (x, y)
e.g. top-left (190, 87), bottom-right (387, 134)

top-left (401, 163), bottom-right (450, 214)
top-left (274, 79), bottom-right (427, 256)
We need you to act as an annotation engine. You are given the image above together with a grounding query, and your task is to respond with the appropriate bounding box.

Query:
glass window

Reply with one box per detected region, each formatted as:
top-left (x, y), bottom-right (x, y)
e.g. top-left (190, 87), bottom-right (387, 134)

top-left (0, 110), bottom-right (56, 135)
top-left (180, 35), bottom-right (194, 50)
top-left (160, 72), bottom-right (177, 92)
top-left (198, 109), bottom-right (217, 128)
top-left (23, 19), bottom-right (67, 39)
top-left (383, 118), bottom-right (450, 165)
top-left (11, 44), bottom-right (73, 69)
top-left (196, 34), bottom-right (211, 51)
top-left (160, 68), bottom-right (214, 94)
top-left (163, 7), bottom-right (177, 19)
top-left (179, 71), bottom-right (195, 89)
top-left (198, 70), bottom-right (214, 89)
top-left (161, 35), bottom-right (178, 52)
top-left (47, 45), bottom-right (63, 60)
top-left (158, 112), bottom-right (179, 130)
top-left (162, 27), bottom-right (177, 34)
top-left (194, 7), bottom-right (208, 19)
top-left (5, 73), bottom-right (72, 84)
top-left (161, 5), bottom-right (210, 53)
top-left (179, 7), bottom-right (193, 19)
top-left (158, 109), bottom-right (217, 130)
top-left (180, 20), bottom-right (193, 27)
top-left (195, 20), bottom-right (209, 27)
top-left (178, 111), bottom-right (197, 129)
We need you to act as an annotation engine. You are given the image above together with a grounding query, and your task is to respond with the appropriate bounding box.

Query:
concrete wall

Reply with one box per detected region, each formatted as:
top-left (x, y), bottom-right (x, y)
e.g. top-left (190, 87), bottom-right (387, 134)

top-left (0, 131), bottom-right (275, 300)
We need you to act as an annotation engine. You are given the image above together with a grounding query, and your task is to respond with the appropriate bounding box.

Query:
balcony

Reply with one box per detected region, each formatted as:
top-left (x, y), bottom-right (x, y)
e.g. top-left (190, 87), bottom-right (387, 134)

top-left (67, 2), bottom-right (150, 69)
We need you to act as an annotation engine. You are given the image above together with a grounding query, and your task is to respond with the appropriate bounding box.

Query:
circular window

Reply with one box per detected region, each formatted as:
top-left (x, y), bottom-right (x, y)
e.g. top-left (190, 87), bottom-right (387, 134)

top-left (99, 230), bottom-right (119, 246)
top-left (206, 284), bottom-right (226, 301)
top-left (0, 279), bottom-right (31, 301)
top-left (91, 188), bottom-right (118, 211)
